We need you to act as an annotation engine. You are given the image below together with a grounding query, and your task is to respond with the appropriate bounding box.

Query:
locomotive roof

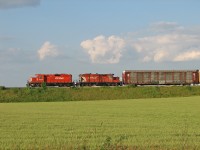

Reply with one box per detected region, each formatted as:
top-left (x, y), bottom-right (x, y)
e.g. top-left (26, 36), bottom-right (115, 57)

top-left (35, 74), bottom-right (72, 76)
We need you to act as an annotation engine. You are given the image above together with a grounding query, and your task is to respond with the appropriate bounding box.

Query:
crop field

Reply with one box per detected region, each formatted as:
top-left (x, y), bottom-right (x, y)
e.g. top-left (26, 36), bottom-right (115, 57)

top-left (0, 96), bottom-right (200, 149)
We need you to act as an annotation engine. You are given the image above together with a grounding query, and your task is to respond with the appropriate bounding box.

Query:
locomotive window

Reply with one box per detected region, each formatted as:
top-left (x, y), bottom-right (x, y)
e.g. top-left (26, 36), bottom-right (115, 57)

top-left (39, 76), bottom-right (42, 79)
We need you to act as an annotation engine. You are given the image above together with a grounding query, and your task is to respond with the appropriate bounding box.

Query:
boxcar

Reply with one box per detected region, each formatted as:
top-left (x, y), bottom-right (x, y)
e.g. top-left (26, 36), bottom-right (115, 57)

top-left (27, 74), bottom-right (73, 87)
top-left (122, 70), bottom-right (199, 85)
top-left (79, 73), bottom-right (121, 86)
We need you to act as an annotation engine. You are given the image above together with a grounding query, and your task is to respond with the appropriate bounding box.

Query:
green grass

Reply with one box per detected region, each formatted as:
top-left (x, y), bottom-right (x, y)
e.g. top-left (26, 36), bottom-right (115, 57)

top-left (1, 86), bottom-right (200, 102)
top-left (0, 96), bottom-right (200, 149)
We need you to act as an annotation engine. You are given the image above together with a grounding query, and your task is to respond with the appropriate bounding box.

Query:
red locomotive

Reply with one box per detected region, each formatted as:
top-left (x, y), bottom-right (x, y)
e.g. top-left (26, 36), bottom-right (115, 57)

top-left (27, 74), bottom-right (73, 87)
top-left (79, 73), bottom-right (121, 86)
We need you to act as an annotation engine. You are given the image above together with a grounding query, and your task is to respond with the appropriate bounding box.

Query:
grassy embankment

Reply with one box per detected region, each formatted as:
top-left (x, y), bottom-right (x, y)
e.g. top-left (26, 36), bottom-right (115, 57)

top-left (1, 86), bottom-right (200, 103)
top-left (0, 96), bottom-right (200, 149)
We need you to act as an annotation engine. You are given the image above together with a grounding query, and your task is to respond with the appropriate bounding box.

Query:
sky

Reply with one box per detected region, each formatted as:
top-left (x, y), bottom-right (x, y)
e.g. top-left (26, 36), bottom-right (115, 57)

top-left (1, 0), bottom-right (200, 87)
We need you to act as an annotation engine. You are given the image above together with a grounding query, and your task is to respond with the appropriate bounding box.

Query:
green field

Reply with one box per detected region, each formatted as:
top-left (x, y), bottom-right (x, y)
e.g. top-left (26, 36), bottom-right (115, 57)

top-left (0, 96), bottom-right (200, 149)
top-left (1, 86), bottom-right (200, 103)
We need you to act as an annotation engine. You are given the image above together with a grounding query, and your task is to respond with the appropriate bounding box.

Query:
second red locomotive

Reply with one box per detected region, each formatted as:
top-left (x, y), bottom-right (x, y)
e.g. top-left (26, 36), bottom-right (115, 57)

top-left (79, 73), bottom-right (121, 86)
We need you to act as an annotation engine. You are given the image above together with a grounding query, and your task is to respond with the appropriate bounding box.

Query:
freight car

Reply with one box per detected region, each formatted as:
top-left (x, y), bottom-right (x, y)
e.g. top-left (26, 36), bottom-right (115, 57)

top-left (122, 70), bottom-right (200, 86)
top-left (27, 74), bottom-right (73, 87)
top-left (79, 73), bottom-right (121, 86)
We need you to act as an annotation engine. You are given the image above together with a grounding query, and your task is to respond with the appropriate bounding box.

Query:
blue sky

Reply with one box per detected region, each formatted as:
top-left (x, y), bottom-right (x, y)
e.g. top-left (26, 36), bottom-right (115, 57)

top-left (0, 0), bottom-right (200, 87)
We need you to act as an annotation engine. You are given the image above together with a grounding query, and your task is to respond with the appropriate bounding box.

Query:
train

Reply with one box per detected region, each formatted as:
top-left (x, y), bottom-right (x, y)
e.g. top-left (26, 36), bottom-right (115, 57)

top-left (27, 69), bottom-right (200, 87)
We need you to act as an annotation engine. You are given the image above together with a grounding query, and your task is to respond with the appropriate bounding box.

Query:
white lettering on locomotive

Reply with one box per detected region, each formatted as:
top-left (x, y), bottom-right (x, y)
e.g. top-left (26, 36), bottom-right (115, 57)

top-left (55, 77), bottom-right (64, 80)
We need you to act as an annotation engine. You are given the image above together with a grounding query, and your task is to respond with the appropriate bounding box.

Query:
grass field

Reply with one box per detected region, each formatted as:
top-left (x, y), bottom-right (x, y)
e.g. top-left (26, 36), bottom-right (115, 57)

top-left (1, 86), bottom-right (200, 103)
top-left (0, 96), bottom-right (200, 149)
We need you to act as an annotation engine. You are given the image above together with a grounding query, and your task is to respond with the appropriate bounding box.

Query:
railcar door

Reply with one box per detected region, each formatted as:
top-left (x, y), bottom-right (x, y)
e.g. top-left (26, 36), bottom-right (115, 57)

top-left (192, 71), bottom-right (198, 84)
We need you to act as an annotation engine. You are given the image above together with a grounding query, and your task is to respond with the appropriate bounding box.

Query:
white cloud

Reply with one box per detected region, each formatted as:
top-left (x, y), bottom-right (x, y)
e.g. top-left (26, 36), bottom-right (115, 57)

top-left (81, 35), bottom-right (125, 64)
top-left (0, 0), bottom-right (40, 9)
top-left (81, 22), bottom-right (200, 64)
top-left (38, 41), bottom-right (59, 60)
top-left (130, 22), bottom-right (200, 62)
top-left (142, 56), bottom-right (152, 62)
top-left (174, 51), bottom-right (200, 61)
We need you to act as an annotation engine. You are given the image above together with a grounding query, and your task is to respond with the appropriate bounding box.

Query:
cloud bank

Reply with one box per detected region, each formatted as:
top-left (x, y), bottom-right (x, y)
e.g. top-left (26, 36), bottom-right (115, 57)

top-left (81, 22), bottom-right (200, 64)
top-left (131, 33), bottom-right (200, 62)
top-left (38, 41), bottom-right (59, 60)
top-left (80, 35), bottom-right (125, 64)
top-left (131, 22), bottom-right (200, 62)
top-left (0, 0), bottom-right (40, 9)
